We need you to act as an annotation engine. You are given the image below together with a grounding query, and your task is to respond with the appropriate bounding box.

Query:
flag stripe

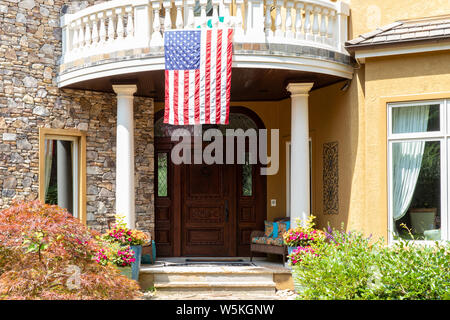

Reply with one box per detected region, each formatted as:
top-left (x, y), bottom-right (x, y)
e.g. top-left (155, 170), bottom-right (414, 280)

top-left (173, 70), bottom-right (179, 125)
top-left (183, 70), bottom-right (189, 125)
top-left (164, 69), bottom-right (170, 123)
top-left (199, 29), bottom-right (207, 124)
top-left (204, 30), bottom-right (212, 125)
top-left (215, 29), bottom-right (222, 124)
top-left (194, 69), bottom-right (200, 124)
top-left (209, 29), bottom-right (217, 124)
top-left (225, 29), bottom-right (233, 124)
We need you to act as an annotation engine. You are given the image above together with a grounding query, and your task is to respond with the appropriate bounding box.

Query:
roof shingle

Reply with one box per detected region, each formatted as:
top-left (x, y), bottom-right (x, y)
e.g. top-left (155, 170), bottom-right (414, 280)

top-left (346, 15), bottom-right (450, 50)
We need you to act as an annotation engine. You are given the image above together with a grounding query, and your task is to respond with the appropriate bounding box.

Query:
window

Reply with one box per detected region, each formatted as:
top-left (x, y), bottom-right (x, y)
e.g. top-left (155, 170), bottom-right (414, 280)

top-left (388, 100), bottom-right (448, 242)
top-left (157, 152), bottom-right (168, 197)
top-left (242, 152), bottom-right (253, 196)
top-left (39, 128), bottom-right (86, 223)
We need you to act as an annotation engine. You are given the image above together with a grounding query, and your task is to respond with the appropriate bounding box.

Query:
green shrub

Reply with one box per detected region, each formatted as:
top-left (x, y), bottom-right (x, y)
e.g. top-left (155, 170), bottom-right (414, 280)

top-left (292, 225), bottom-right (450, 300)
top-left (0, 201), bottom-right (141, 300)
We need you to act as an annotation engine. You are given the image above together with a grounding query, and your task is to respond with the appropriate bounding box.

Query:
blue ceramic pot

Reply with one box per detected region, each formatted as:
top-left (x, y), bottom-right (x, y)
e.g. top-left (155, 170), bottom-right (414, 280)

top-left (117, 266), bottom-right (132, 279)
top-left (131, 245), bottom-right (142, 281)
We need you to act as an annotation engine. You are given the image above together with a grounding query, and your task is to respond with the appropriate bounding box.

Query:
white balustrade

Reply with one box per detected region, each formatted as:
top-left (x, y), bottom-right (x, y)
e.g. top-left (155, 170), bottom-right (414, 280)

top-left (60, 0), bottom-right (350, 64)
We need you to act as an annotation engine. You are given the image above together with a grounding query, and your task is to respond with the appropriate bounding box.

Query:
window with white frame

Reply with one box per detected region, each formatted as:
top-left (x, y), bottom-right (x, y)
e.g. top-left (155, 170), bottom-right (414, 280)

top-left (388, 100), bottom-right (448, 242)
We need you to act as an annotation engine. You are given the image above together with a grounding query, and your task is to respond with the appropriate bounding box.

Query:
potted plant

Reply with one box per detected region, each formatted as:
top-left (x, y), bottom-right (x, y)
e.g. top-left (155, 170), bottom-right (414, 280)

top-left (101, 215), bottom-right (150, 281)
top-left (283, 216), bottom-right (325, 255)
top-left (95, 242), bottom-right (136, 279)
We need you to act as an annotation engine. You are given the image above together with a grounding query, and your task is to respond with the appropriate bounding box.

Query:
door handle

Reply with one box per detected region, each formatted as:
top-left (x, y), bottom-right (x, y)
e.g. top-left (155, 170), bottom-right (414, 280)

top-left (225, 200), bottom-right (229, 222)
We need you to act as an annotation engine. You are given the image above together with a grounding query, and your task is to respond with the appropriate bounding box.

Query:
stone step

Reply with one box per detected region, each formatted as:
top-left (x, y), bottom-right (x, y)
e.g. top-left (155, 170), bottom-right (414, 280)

top-left (154, 272), bottom-right (274, 284)
top-left (153, 282), bottom-right (276, 295)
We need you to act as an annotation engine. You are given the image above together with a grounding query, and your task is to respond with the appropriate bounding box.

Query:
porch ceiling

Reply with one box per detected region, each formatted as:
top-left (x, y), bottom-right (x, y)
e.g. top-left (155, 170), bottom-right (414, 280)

top-left (63, 68), bottom-right (345, 102)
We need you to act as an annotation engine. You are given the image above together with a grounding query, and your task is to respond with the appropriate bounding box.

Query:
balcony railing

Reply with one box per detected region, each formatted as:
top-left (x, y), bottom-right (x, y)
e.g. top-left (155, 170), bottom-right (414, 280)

top-left (60, 0), bottom-right (349, 65)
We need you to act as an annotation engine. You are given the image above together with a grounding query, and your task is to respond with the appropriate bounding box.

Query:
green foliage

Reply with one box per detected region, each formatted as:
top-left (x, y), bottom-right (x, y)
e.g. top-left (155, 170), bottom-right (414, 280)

top-left (292, 225), bottom-right (450, 300)
top-left (45, 184), bottom-right (57, 205)
top-left (0, 201), bottom-right (141, 300)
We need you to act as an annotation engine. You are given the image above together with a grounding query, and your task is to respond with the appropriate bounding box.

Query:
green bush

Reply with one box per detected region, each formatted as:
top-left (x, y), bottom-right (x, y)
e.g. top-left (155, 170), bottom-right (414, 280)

top-left (292, 225), bottom-right (450, 300)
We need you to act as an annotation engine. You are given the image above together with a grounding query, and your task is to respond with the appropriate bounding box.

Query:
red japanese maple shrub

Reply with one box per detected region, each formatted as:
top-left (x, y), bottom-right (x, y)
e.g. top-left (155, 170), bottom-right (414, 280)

top-left (0, 201), bottom-right (141, 300)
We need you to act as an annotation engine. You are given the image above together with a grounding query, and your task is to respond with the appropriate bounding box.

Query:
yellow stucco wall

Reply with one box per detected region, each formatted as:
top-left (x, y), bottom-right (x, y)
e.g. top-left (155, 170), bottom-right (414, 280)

top-left (307, 0), bottom-right (450, 240)
top-left (348, 0), bottom-right (450, 38)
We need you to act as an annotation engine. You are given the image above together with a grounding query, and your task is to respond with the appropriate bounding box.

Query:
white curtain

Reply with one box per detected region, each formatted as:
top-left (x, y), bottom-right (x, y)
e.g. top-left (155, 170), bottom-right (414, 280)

top-left (392, 105), bottom-right (430, 221)
top-left (44, 139), bottom-right (54, 200)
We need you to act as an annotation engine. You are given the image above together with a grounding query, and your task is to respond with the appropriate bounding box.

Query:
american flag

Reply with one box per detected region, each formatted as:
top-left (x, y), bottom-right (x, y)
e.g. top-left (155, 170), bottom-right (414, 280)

top-left (164, 28), bottom-right (233, 125)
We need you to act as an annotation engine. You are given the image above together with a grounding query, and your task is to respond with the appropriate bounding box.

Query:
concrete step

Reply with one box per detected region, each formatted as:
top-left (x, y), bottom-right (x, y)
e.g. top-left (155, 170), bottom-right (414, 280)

top-left (142, 265), bottom-right (277, 294)
top-left (154, 282), bottom-right (276, 295)
top-left (154, 272), bottom-right (274, 284)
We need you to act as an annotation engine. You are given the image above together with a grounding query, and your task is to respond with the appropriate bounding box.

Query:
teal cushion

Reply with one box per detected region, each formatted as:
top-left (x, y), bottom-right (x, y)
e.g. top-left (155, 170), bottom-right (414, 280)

top-left (273, 220), bottom-right (290, 238)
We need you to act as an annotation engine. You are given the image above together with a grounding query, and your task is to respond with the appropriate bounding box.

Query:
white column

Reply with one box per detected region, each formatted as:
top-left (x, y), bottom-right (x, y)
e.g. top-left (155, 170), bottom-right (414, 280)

top-left (287, 83), bottom-right (314, 229)
top-left (57, 140), bottom-right (73, 215)
top-left (113, 84), bottom-right (137, 229)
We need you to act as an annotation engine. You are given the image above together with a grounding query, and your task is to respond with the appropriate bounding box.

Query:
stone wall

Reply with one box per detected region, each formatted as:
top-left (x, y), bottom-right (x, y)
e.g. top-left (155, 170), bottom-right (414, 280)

top-left (0, 0), bottom-right (154, 235)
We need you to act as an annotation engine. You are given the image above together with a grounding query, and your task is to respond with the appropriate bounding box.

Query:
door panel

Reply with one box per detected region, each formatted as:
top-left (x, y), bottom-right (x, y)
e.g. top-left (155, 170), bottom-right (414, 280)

top-left (181, 162), bottom-right (235, 256)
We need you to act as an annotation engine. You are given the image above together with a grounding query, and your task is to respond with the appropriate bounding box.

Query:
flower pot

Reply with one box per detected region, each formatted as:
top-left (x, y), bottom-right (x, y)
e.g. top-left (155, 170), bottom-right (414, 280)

top-left (130, 245), bottom-right (142, 281)
top-left (117, 266), bottom-right (132, 279)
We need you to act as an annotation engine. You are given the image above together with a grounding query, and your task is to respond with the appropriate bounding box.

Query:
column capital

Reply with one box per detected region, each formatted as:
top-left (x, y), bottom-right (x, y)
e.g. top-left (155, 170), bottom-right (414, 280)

top-left (286, 83), bottom-right (314, 97)
top-left (112, 84), bottom-right (137, 97)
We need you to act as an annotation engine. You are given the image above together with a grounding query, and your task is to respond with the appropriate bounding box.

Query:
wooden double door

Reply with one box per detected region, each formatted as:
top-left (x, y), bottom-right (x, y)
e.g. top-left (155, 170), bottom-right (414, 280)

top-left (155, 139), bottom-right (266, 257)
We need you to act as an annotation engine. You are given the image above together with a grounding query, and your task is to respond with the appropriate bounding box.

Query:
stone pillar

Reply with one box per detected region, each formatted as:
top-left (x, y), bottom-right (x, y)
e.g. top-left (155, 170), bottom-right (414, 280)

top-left (113, 84), bottom-right (137, 229)
top-left (286, 83), bottom-right (314, 228)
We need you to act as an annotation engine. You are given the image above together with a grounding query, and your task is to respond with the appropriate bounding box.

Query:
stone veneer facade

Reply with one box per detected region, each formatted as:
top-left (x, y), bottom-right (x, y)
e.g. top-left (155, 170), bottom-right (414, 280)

top-left (0, 0), bottom-right (155, 235)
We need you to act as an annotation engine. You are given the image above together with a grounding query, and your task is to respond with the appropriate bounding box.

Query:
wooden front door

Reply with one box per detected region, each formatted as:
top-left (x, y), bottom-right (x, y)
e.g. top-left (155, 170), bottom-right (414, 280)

top-left (181, 160), bottom-right (236, 256)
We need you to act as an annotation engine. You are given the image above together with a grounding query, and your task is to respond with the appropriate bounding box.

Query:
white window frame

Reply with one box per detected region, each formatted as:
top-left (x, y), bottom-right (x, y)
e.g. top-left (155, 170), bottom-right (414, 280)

top-left (387, 99), bottom-right (449, 244)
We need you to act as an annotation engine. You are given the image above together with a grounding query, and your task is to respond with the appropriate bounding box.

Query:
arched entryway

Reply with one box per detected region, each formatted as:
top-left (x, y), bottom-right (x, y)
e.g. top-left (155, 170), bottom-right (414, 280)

top-left (154, 107), bottom-right (267, 257)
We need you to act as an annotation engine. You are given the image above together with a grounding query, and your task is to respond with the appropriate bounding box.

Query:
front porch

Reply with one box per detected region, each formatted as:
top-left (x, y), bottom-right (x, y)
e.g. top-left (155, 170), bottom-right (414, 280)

top-left (139, 256), bottom-right (295, 299)
top-left (54, 0), bottom-right (354, 258)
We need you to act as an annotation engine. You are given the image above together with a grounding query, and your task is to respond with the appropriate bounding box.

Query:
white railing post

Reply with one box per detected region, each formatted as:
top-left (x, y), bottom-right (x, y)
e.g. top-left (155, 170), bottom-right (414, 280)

top-left (285, 1), bottom-right (294, 39)
top-left (246, 0), bottom-right (265, 42)
top-left (264, 0), bottom-right (273, 39)
top-left (320, 7), bottom-right (328, 44)
top-left (274, 0), bottom-right (283, 40)
top-left (304, 4), bottom-right (312, 41)
top-left (185, 0), bottom-right (195, 29)
top-left (175, 0), bottom-right (184, 29)
top-left (223, 0), bottom-right (232, 27)
top-left (61, 15), bottom-right (71, 59)
top-left (106, 9), bottom-right (115, 42)
top-left (125, 5), bottom-right (134, 40)
top-left (116, 7), bottom-right (125, 40)
top-left (134, 0), bottom-right (151, 48)
top-left (336, 1), bottom-right (349, 53)
top-left (312, 5), bottom-right (320, 42)
top-left (150, 0), bottom-right (163, 47)
top-left (199, 0), bottom-right (208, 28)
top-left (235, 0), bottom-right (245, 41)
top-left (98, 11), bottom-right (106, 44)
top-left (212, 0), bottom-right (220, 28)
top-left (327, 9), bottom-right (336, 47)
top-left (91, 13), bottom-right (99, 46)
top-left (163, 0), bottom-right (172, 32)
top-left (294, 2), bottom-right (304, 40)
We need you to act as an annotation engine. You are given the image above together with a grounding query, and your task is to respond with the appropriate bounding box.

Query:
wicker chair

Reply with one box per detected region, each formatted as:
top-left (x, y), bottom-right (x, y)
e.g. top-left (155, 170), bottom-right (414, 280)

top-left (250, 217), bottom-right (289, 262)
